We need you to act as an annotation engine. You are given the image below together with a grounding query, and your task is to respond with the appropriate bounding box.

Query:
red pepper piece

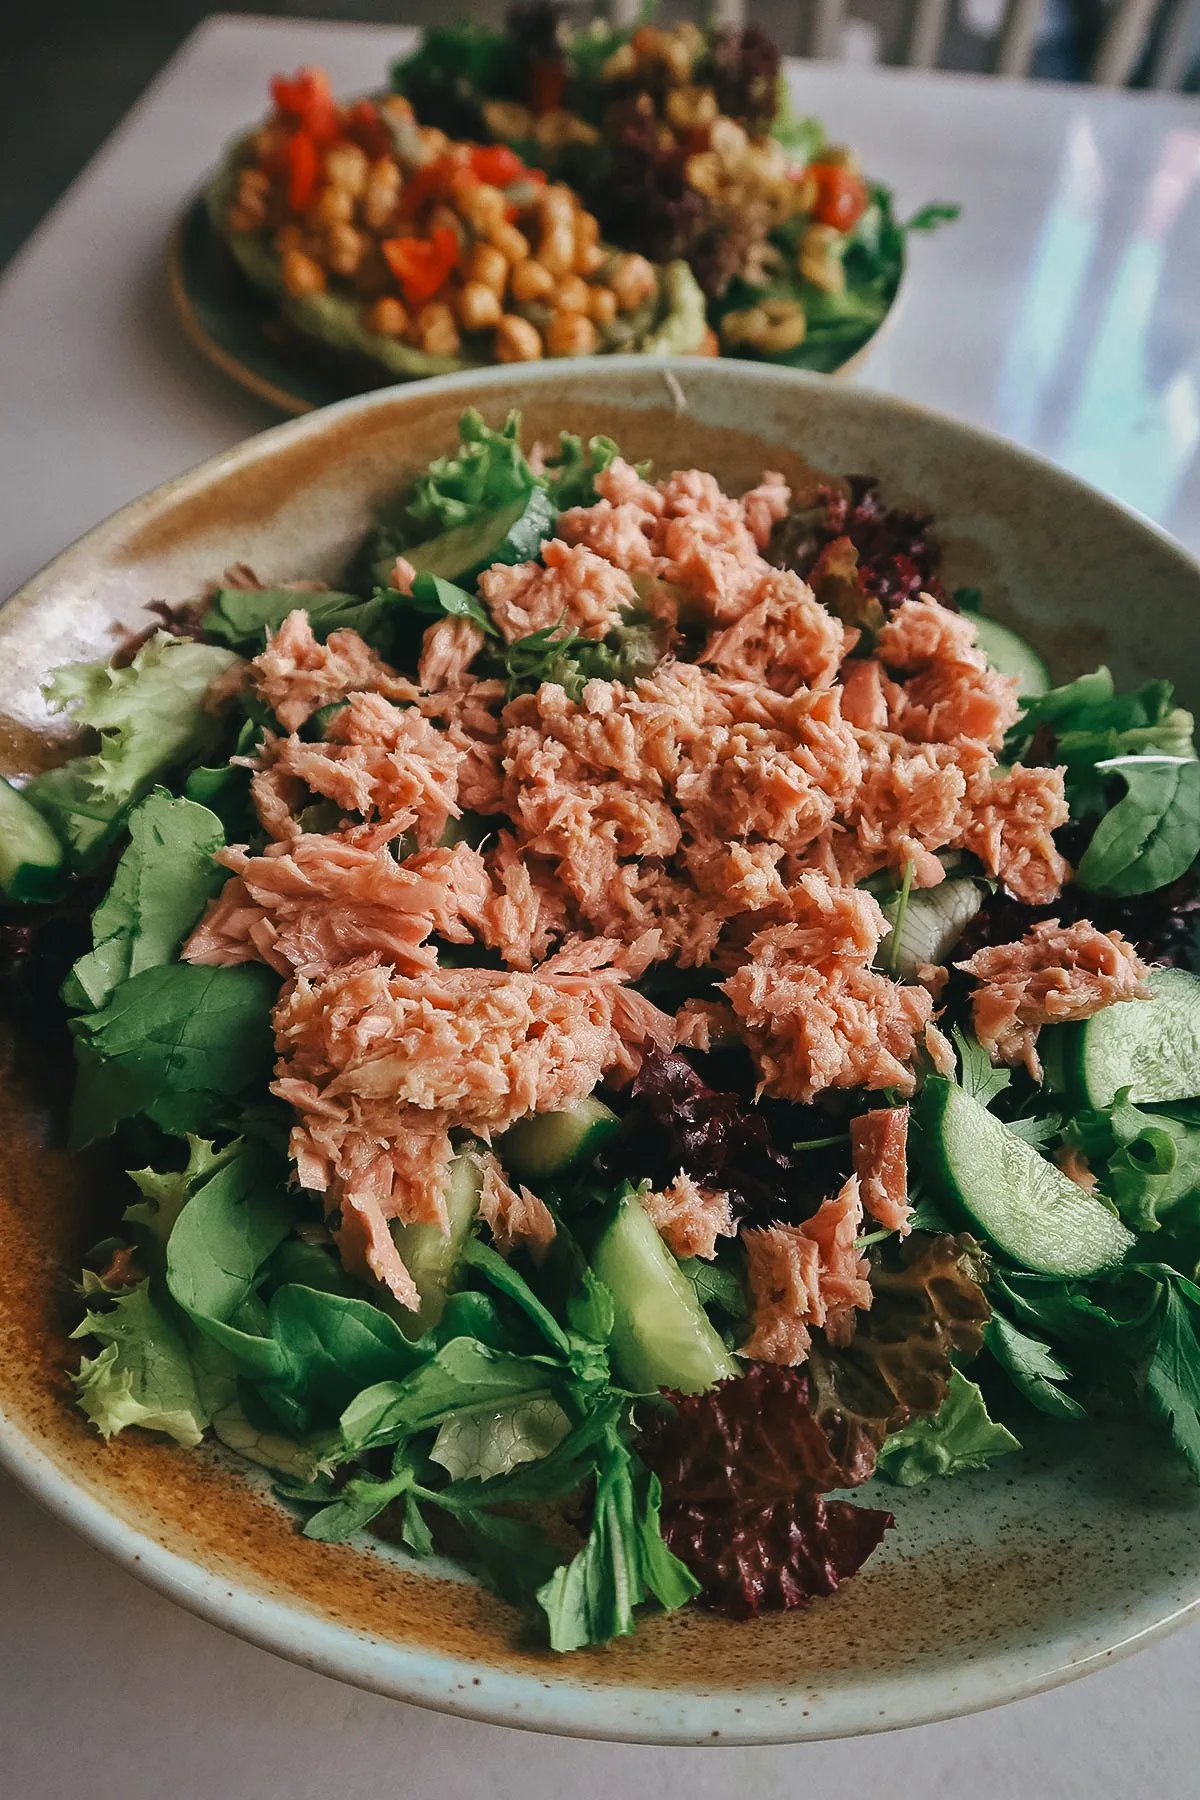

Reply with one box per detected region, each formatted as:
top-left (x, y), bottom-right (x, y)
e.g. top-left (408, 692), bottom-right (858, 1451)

top-left (342, 97), bottom-right (392, 162)
top-left (285, 130), bottom-right (321, 213)
top-left (270, 66), bottom-right (340, 146)
top-left (380, 224), bottom-right (460, 306)
top-left (468, 144), bottom-right (525, 188)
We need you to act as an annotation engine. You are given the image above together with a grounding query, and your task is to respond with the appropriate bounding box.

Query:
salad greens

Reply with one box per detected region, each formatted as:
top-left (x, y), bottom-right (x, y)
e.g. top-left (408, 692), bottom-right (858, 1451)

top-left (6, 406), bottom-right (1200, 1655)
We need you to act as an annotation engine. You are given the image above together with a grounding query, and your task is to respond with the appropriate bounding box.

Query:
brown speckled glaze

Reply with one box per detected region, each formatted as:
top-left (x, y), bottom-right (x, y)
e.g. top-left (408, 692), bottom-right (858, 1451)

top-left (2, 361), bottom-right (1199, 1744)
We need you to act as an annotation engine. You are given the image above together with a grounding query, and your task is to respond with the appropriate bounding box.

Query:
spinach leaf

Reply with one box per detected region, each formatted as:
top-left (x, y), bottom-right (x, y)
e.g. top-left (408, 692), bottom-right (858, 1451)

top-left (261, 1284), bottom-right (427, 1430)
top-left (1076, 756), bottom-right (1200, 896)
top-left (339, 1340), bottom-right (561, 1454)
top-left (406, 571), bottom-right (496, 635)
top-left (62, 791), bottom-right (225, 1012)
top-left (204, 586), bottom-right (388, 652)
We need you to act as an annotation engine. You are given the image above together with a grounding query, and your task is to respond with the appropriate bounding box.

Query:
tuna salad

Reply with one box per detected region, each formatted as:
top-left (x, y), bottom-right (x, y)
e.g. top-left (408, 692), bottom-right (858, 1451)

top-left (5, 410), bottom-right (1200, 1650)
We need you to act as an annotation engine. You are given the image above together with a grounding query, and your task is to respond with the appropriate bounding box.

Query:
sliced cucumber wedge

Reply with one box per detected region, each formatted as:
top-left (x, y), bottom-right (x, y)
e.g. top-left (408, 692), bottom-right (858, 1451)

top-left (1047, 967), bottom-right (1200, 1109)
top-left (378, 487), bottom-right (556, 591)
top-left (879, 876), bottom-right (984, 980)
top-left (0, 776), bottom-right (66, 900)
top-left (390, 1150), bottom-right (481, 1336)
top-left (916, 1076), bottom-right (1134, 1276)
top-left (970, 614), bottom-right (1050, 696)
top-left (500, 1097), bottom-right (620, 1180)
top-left (592, 1193), bottom-right (740, 1393)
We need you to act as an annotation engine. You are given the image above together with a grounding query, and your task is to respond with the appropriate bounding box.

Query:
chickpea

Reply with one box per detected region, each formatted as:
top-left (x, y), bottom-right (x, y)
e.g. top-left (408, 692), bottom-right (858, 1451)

top-left (486, 220), bottom-right (531, 264)
top-left (483, 99), bottom-right (534, 140)
top-left (416, 301), bottom-right (461, 357)
top-left (324, 143), bottom-right (369, 197)
top-left (710, 118), bottom-right (750, 165)
top-left (665, 85), bottom-right (718, 135)
top-left (459, 182), bottom-right (508, 231)
top-left (495, 313), bottom-right (544, 362)
top-left (228, 196), bottom-right (266, 233)
top-left (555, 273), bottom-right (590, 315)
top-left (573, 241), bottom-right (605, 278)
top-left (417, 126), bottom-right (450, 160)
top-left (324, 222), bottom-right (366, 278)
top-left (602, 43), bottom-right (637, 83)
top-left (456, 280), bottom-right (502, 332)
top-left (538, 222), bottom-right (575, 277)
top-left (545, 311), bottom-right (598, 358)
top-left (792, 168), bottom-right (819, 215)
top-left (381, 95), bottom-right (415, 126)
top-left (364, 296), bottom-right (410, 337)
top-left (587, 285), bottom-right (618, 328)
top-left (281, 249), bottom-right (327, 298)
top-left (361, 157), bottom-right (401, 233)
top-left (609, 252), bottom-right (656, 313)
top-left (467, 241), bottom-right (508, 295)
top-left (427, 203), bottom-right (464, 244)
top-left (274, 223), bottom-right (306, 254)
top-left (720, 298), bottom-right (806, 355)
top-left (312, 185), bottom-right (355, 227)
top-left (509, 258), bottom-right (555, 304)
top-left (798, 223), bottom-right (846, 294)
top-left (539, 184), bottom-right (577, 228)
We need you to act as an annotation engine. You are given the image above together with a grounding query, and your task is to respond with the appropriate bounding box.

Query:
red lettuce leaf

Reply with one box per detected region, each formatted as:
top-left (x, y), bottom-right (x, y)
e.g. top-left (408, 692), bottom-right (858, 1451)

top-left (661, 1495), bottom-right (893, 1619)
top-left (772, 476), bottom-right (949, 614)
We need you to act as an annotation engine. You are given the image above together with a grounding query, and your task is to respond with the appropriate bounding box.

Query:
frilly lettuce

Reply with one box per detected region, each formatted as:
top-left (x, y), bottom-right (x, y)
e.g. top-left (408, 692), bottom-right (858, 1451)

top-left (876, 1366), bottom-right (1019, 1486)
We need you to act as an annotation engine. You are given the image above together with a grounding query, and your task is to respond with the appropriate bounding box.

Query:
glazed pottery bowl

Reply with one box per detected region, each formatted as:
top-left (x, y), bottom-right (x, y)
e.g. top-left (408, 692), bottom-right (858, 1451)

top-left (2, 358), bottom-right (1198, 1744)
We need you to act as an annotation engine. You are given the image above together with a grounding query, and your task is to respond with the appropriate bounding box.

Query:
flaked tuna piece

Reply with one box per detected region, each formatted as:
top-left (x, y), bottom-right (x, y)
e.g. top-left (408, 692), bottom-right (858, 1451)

top-left (478, 539), bottom-right (636, 643)
top-left (643, 1171), bottom-right (735, 1260)
top-left (582, 862), bottom-right (726, 968)
top-left (389, 556), bottom-right (417, 595)
top-left (742, 1177), bottom-right (872, 1365)
top-left (597, 456), bottom-right (664, 514)
top-left (722, 876), bottom-right (935, 1103)
top-left (418, 617), bottom-right (486, 691)
top-left (248, 610), bottom-right (418, 734)
top-left (421, 677), bottom-right (506, 815)
top-left (875, 595), bottom-right (984, 671)
top-left (557, 499), bottom-right (658, 571)
top-left (841, 734), bottom-right (973, 888)
top-left (741, 472), bottom-right (792, 550)
top-left (474, 1148), bottom-right (557, 1256)
top-left (248, 691), bottom-right (462, 849)
top-left (700, 566), bottom-right (854, 694)
top-left (674, 997), bottom-right (737, 1052)
top-left (1055, 1145), bottom-right (1097, 1193)
top-left (655, 509), bottom-right (767, 625)
top-left (675, 691), bottom-right (861, 855)
top-left (957, 918), bottom-right (1149, 1077)
top-left (275, 1086), bottom-right (454, 1307)
top-left (682, 840), bottom-right (788, 914)
top-left (182, 836), bottom-right (490, 979)
top-left (839, 658), bottom-right (891, 730)
top-left (272, 935), bottom-right (673, 1137)
top-left (850, 1106), bottom-right (911, 1234)
top-left (954, 762), bottom-right (1069, 905)
top-left (480, 829), bottom-right (572, 970)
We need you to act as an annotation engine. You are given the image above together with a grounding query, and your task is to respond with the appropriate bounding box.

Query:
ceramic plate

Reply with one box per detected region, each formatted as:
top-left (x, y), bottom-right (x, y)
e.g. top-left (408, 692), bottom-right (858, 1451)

top-left (167, 198), bottom-right (899, 418)
top-left (2, 360), bottom-right (1199, 1744)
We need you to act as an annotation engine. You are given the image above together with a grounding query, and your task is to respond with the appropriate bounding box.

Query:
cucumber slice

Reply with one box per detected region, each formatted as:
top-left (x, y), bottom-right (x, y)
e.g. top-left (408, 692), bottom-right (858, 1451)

top-left (500, 1097), bottom-right (620, 1180)
top-left (970, 614), bottom-right (1050, 696)
top-left (0, 776), bottom-right (66, 900)
top-left (879, 877), bottom-right (984, 980)
top-left (591, 1194), bottom-right (740, 1393)
top-left (390, 1150), bottom-right (481, 1336)
top-left (1049, 967), bottom-right (1200, 1109)
top-left (915, 1076), bottom-right (1134, 1276)
top-left (378, 487), bottom-right (557, 591)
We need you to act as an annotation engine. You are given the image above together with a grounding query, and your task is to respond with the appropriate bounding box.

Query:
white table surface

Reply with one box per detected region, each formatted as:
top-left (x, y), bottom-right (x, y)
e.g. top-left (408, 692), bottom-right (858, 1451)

top-left (1, 16), bottom-right (1199, 1795)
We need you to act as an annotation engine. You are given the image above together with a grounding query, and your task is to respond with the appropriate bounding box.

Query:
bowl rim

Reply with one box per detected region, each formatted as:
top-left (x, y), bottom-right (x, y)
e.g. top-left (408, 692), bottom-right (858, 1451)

top-left (3, 356), bottom-right (1199, 1745)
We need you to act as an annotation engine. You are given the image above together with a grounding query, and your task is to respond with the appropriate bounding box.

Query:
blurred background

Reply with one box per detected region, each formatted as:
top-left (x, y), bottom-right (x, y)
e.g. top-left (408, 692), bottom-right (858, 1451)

top-left (4, 0), bottom-right (1199, 274)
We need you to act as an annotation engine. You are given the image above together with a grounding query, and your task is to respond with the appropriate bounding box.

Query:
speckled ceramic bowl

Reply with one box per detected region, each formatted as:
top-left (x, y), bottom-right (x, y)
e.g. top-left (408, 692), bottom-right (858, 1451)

top-left (2, 360), bottom-right (1198, 1745)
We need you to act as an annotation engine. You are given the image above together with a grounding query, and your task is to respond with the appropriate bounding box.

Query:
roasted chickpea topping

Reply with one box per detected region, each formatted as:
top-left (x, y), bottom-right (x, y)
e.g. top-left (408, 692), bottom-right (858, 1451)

top-left (509, 258), bottom-right (555, 304)
top-left (798, 223), bottom-right (847, 294)
top-left (324, 222), bottom-right (366, 277)
top-left (456, 280), bottom-right (503, 332)
top-left (487, 220), bottom-right (532, 264)
top-left (311, 185), bottom-right (355, 228)
top-left (361, 158), bottom-right (402, 232)
top-left (416, 300), bottom-right (461, 357)
top-left (610, 253), bottom-right (657, 312)
top-left (720, 296), bottom-right (806, 354)
top-left (555, 273), bottom-right (591, 315)
top-left (364, 295), bottom-right (409, 336)
top-left (324, 144), bottom-right (369, 197)
top-left (467, 241), bottom-right (509, 295)
top-left (587, 285), bottom-right (618, 328)
top-left (545, 311), bottom-right (599, 358)
top-left (281, 249), bottom-right (327, 297)
top-left (495, 313), bottom-right (544, 361)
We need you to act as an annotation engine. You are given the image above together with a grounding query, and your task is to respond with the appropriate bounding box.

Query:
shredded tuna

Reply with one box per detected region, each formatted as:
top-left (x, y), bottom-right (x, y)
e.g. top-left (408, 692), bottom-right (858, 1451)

top-left (479, 539), bottom-right (636, 643)
top-left (700, 567), bottom-right (852, 693)
top-left (248, 691), bottom-right (462, 849)
top-left (674, 997), bottom-right (737, 1051)
top-left (850, 1107), bottom-right (911, 1234)
top-left (876, 595), bottom-right (984, 672)
top-left (474, 1149), bottom-right (557, 1255)
top-left (182, 836), bottom-right (490, 978)
top-left (742, 1177), bottom-right (872, 1364)
top-left (557, 499), bottom-right (658, 571)
top-left (1055, 1145), bottom-right (1097, 1193)
top-left (418, 617), bottom-right (485, 690)
top-left (741, 472), bottom-right (791, 549)
top-left (957, 918), bottom-right (1149, 1077)
top-left (480, 829), bottom-right (572, 970)
top-left (596, 456), bottom-right (664, 514)
top-left (389, 556), bottom-right (417, 595)
top-left (643, 1171), bottom-right (736, 1260)
top-left (842, 734), bottom-right (970, 888)
top-left (248, 611), bottom-right (416, 733)
top-left (876, 596), bottom-right (1019, 749)
top-left (839, 657), bottom-right (890, 730)
top-left (954, 762), bottom-right (1070, 904)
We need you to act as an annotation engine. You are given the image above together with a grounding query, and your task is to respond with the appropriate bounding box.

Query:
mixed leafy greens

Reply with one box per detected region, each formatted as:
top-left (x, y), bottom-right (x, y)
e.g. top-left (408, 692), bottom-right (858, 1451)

top-left (3, 407), bottom-right (1200, 1658)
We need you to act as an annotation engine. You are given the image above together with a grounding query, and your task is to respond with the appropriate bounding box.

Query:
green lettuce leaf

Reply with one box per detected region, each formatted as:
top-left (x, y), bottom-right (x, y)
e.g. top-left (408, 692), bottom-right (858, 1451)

top-left (876, 1366), bottom-right (1020, 1485)
top-left (210, 1400), bottom-right (337, 1483)
top-left (62, 791), bottom-right (226, 1012)
top-left (72, 1279), bottom-right (210, 1448)
top-left (1144, 1270), bottom-right (1200, 1478)
top-left (1076, 756), bottom-right (1200, 897)
top-left (984, 1311), bottom-right (1086, 1421)
top-left (257, 1284), bottom-right (427, 1431)
top-left (165, 1139), bottom-right (294, 1343)
top-left (24, 634), bottom-right (238, 869)
top-left (339, 1340), bottom-right (559, 1454)
top-left (125, 1134), bottom-right (234, 1246)
top-left (404, 409), bottom-right (535, 535)
top-left (68, 961), bottom-right (278, 1145)
top-left (1063, 1090), bottom-right (1200, 1233)
top-left (204, 585), bottom-right (391, 653)
top-left (430, 1394), bottom-right (572, 1482)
